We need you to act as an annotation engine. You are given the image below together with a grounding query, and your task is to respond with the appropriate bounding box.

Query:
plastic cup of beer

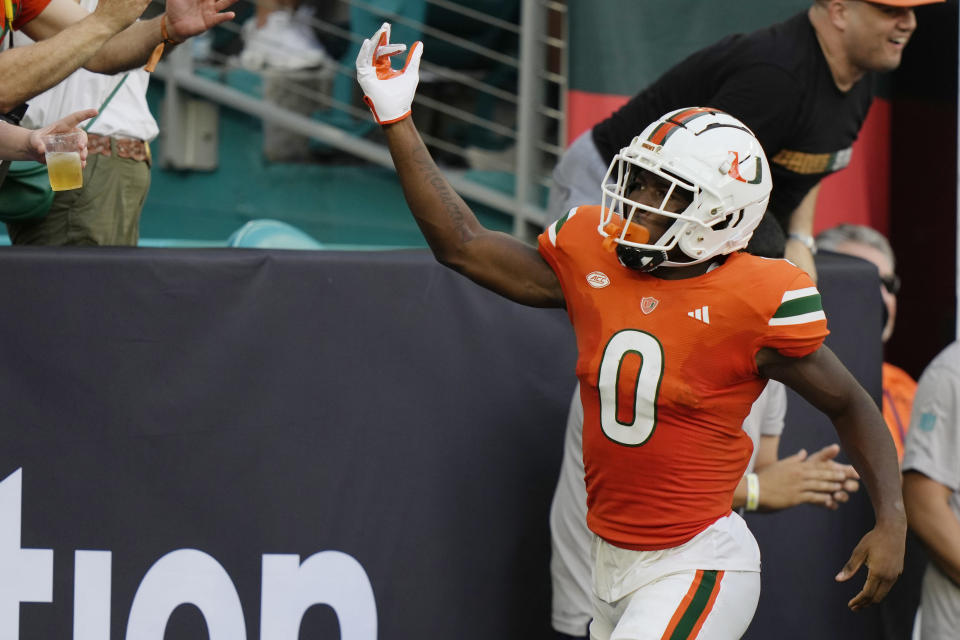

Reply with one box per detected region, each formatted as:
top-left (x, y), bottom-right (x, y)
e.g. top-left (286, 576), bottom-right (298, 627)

top-left (42, 131), bottom-right (84, 191)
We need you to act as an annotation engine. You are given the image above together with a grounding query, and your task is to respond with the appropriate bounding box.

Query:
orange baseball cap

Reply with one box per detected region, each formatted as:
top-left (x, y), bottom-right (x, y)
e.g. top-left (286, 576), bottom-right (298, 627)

top-left (869, 0), bottom-right (945, 6)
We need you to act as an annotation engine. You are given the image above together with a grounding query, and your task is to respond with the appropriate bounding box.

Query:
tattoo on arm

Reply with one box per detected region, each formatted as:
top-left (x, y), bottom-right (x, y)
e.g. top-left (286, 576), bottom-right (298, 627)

top-left (413, 147), bottom-right (471, 242)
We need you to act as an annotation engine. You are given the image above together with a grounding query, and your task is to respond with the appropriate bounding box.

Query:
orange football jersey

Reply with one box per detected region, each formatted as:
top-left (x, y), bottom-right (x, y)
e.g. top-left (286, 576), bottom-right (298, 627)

top-left (538, 206), bottom-right (829, 550)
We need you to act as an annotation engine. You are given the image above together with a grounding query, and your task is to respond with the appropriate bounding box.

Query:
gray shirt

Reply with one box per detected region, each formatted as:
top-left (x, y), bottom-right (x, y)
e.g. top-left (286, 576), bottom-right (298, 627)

top-left (902, 341), bottom-right (960, 638)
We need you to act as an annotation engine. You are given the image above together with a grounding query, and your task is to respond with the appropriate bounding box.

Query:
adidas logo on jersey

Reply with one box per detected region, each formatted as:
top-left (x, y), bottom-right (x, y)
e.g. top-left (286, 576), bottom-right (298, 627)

top-left (688, 306), bottom-right (710, 324)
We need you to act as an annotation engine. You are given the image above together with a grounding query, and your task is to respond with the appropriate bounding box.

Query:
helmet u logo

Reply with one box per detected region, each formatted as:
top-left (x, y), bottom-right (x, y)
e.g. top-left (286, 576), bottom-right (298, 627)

top-left (727, 152), bottom-right (763, 185)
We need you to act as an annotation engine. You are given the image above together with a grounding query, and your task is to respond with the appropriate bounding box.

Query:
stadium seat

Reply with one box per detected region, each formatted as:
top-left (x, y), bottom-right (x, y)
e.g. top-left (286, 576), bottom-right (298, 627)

top-left (226, 219), bottom-right (324, 249)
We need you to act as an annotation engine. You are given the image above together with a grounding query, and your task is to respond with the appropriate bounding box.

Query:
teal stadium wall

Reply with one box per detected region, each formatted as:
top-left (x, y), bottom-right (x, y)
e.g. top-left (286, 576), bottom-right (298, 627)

top-left (139, 81), bottom-right (516, 248)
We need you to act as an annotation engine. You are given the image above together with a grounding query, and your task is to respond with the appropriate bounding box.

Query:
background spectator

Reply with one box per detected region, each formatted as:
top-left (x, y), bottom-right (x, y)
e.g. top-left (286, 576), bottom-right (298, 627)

top-left (238, 0), bottom-right (328, 71)
top-left (9, 0), bottom-right (158, 246)
top-left (816, 223), bottom-right (915, 461)
top-left (902, 341), bottom-right (960, 639)
top-left (547, 0), bottom-right (942, 282)
top-left (0, 0), bottom-right (234, 113)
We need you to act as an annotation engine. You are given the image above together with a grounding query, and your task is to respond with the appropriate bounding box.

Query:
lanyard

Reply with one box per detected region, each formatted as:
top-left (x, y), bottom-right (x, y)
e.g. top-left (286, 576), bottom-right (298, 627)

top-left (3, 0), bottom-right (13, 37)
top-left (82, 73), bottom-right (129, 131)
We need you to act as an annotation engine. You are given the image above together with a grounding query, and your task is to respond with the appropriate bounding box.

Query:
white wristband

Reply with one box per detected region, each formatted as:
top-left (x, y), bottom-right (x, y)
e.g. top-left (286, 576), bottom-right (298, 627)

top-left (787, 232), bottom-right (817, 254)
top-left (746, 472), bottom-right (760, 512)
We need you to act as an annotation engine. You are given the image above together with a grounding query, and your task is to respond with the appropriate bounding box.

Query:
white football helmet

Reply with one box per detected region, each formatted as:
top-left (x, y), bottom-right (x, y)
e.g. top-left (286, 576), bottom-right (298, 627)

top-left (598, 107), bottom-right (771, 271)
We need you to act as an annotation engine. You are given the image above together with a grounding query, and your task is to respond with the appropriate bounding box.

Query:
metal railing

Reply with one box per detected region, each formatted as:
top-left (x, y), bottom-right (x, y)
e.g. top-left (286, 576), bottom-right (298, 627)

top-left (153, 0), bottom-right (566, 236)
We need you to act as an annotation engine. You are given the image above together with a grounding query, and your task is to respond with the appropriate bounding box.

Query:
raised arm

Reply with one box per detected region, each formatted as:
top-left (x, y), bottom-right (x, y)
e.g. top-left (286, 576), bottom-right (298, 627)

top-left (1, 0), bottom-right (236, 111)
top-left (357, 23), bottom-right (563, 308)
top-left (758, 344), bottom-right (906, 610)
top-left (81, 0), bottom-right (237, 74)
top-left (0, 0), bottom-right (140, 111)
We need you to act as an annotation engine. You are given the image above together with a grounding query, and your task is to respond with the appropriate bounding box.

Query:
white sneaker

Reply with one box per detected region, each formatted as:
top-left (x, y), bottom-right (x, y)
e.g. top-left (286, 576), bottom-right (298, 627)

top-left (239, 9), bottom-right (329, 71)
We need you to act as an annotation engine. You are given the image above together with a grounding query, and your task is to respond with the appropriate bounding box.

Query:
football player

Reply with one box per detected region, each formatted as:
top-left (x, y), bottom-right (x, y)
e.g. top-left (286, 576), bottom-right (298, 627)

top-left (356, 24), bottom-right (906, 639)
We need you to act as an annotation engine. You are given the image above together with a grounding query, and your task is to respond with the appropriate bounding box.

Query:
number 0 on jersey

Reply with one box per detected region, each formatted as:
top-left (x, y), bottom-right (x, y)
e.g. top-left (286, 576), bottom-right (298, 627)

top-left (598, 330), bottom-right (664, 446)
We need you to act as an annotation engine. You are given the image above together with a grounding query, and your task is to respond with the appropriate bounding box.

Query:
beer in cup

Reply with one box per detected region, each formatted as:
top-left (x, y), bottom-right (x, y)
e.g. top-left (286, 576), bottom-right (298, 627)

top-left (42, 132), bottom-right (84, 191)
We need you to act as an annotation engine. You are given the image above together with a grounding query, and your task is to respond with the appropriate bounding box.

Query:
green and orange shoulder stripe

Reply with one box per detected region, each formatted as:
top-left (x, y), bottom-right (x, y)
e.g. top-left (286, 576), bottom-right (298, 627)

top-left (542, 204), bottom-right (608, 249)
top-left (742, 255), bottom-right (829, 358)
top-left (769, 285), bottom-right (825, 327)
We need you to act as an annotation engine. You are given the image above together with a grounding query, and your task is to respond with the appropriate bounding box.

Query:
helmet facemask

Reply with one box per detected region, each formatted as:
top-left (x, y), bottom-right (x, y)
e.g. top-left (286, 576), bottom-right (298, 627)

top-left (600, 151), bottom-right (703, 272)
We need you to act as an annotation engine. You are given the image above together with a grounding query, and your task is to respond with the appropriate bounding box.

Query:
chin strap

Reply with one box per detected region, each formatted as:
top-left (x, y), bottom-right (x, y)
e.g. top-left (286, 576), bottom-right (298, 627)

top-left (616, 245), bottom-right (667, 272)
top-left (601, 216), bottom-right (664, 271)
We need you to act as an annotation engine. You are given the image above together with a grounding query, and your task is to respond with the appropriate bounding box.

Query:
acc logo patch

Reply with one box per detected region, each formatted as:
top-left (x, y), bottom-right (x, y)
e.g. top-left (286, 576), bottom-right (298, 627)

top-left (641, 296), bottom-right (659, 314)
top-left (586, 271), bottom-right (611, 288)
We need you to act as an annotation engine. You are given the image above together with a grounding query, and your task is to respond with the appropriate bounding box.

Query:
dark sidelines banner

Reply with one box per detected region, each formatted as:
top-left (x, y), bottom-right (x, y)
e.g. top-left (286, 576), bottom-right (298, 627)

top-left (0, 247), bottom-right (577, 639)
top-left (0, 247), bottom-right (891, 638)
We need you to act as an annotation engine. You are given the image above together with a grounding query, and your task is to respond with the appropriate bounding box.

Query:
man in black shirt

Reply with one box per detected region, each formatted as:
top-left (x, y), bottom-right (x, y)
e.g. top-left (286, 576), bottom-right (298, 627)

top-left (548, 0), bottom-right (940, 284)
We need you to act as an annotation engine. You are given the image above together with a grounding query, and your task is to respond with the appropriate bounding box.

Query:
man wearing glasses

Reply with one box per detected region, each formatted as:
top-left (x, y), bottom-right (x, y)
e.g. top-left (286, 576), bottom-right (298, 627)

top-left (816, 223), bottom-right (913, 462)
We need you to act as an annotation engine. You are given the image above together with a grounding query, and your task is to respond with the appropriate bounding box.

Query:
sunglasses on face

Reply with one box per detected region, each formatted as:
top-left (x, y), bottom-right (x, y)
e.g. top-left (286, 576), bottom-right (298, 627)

top-left (880, 273), bottom-right (901, 296)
